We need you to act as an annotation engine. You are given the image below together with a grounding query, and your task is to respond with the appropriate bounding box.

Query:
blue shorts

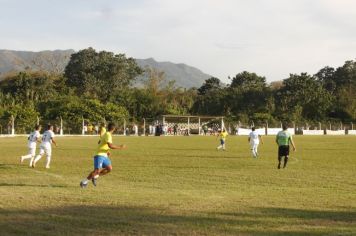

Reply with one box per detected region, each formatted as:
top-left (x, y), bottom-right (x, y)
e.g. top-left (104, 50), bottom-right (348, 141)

top-left (94, 155), bottom-right (111, 169)
top-left (220, 139), bottom-right (225, 145)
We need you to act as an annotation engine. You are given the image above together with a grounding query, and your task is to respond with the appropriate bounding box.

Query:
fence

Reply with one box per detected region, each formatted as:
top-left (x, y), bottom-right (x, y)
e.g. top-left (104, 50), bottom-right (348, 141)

top-left (0, 116), bottom-right (355, 136)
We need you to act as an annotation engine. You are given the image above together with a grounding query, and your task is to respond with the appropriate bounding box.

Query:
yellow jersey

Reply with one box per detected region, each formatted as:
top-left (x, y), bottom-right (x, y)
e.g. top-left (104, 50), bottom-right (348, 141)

top-left (219, 131), bottom-right (228, 140)
top-left (96, 132), bottom-right (112, 156)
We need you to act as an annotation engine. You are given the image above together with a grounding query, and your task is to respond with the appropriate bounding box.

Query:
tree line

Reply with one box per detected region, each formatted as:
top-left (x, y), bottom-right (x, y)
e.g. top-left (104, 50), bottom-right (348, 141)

top-left (0, 47), bottom-right (355, 132)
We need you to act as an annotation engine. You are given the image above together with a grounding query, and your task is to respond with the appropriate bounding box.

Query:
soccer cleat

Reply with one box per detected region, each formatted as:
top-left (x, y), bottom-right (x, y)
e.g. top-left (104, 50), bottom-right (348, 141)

top-left (32, 162), bottom-right (36, 168)
top-left (92, 178), bottom-right (97, 186)
top-left (45, 166), bottom-right (50, 169)
top-left (20, 156), bottom-right (24, 163)
top-left (277, 163), bottom-right (281, 169)
top-left (80, 181), bottom-right (88, 188)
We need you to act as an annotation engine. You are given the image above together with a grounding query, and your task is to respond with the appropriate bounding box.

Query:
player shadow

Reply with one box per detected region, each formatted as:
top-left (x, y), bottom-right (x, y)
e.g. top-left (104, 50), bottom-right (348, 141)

top-left (3, 205), bottom-right (354, 235)
top-left (0, 163), bottom-right (18, 169)
top-left (0, 182), bottom-right (68, 188)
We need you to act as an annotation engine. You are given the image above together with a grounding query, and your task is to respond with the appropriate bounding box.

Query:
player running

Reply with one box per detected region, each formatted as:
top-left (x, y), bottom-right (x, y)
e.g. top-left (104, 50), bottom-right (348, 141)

top-left (216, 128), bottom-right (228, 151)
top-left (276, 124), bottom-right (296, 169)
top-left (32, 124), bottom-right (57, 169)
top-left (248, 127), bottom-right (263, 158)
top-left (80, 123), bottom-right (125, 188)
top-left (20, 124), bottom-right (42, 166)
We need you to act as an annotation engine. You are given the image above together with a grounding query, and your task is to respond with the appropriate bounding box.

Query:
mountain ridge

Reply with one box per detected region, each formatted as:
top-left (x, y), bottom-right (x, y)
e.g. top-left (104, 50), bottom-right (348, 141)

top-left (0, 49), bottom-right (212, 88)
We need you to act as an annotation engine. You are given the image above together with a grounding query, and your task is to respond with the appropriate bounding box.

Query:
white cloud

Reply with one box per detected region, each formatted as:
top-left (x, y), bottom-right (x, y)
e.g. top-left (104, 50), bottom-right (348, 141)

top-left (0, 0), bottom-right (355, 82)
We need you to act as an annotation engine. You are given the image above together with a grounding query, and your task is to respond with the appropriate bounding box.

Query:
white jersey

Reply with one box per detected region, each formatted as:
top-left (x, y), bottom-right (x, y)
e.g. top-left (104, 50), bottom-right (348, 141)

top-left (28, 130), bottom-right (40, 148)
top-left (41, 130), bottom-right (55, 147)
top-left (249, 131), bottom-right (260, 144)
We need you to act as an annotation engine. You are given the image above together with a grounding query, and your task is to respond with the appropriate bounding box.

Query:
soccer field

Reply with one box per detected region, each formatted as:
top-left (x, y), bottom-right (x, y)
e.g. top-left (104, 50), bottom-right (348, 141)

top-left (1, 135), bottom-right (355, 235)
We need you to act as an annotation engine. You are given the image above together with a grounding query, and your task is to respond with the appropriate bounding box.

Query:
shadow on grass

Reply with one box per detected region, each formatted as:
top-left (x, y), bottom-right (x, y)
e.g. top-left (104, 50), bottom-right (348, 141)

top-left (0, 183), bottom-right (68, 188)
top-left (0, 163), bottom-right (18, 169)
top-left (1, 205), bottom-right (355, 235)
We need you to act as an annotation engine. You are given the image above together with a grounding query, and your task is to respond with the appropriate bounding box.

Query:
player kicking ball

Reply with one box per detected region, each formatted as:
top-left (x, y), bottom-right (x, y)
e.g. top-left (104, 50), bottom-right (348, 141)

top-left (80, 123), bottom-right (125, 188)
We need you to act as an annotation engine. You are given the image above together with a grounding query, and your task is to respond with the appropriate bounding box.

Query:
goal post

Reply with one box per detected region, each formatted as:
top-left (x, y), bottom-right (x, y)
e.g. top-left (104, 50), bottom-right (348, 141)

top-left (162, 115), bottom-right (225, 135)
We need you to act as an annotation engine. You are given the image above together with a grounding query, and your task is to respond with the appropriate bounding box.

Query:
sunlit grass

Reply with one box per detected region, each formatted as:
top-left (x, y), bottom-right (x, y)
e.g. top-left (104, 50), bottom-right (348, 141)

top-left (0, 135), bottom-right (355, 235)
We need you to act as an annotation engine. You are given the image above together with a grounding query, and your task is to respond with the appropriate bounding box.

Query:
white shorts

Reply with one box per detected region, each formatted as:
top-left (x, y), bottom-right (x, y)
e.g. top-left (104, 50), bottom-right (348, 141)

top-left (39, 145), bottom-right (52, 156)
top-left (28, 147), bottom-right (36, 156)
top-left (250, 142), bottom-right (259, 149)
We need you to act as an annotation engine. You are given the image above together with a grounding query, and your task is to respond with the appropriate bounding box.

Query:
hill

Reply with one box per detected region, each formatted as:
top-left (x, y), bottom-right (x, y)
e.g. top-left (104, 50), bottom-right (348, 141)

top-left (0, 49), bottom-right (212, 88)
top-left (135, 58), bottom-right (211, 88)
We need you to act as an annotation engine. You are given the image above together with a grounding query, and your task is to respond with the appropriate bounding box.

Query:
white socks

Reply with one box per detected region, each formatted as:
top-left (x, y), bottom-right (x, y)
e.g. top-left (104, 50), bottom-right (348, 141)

top-left (33, 154), bottom-right (51, 168)
top-left (21, 154), bottom-right (32, 160)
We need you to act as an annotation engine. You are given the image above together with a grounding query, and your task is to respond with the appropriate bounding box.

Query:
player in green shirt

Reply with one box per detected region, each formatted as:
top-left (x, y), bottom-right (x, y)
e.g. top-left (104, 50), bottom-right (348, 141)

top-left (276, 124), bottom-right (296, 169)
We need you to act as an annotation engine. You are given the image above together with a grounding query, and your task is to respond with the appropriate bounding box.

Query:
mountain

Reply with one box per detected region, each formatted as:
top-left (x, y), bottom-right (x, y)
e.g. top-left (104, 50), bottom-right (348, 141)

top-left (0, 49), bottom-right (74, 75)
top-left (0, 49), bottom-right (212, 88)
top-left (135, 58), bottom-right (211, 88)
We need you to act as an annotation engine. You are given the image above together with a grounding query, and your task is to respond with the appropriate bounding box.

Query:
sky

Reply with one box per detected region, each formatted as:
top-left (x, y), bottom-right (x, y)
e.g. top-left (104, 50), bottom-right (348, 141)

top-left (0, 0), bottom-right (356, 82)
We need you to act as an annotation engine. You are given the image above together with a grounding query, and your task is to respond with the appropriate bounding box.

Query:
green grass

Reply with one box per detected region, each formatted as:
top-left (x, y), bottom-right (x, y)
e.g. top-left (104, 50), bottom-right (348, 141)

top-left (0, 135), bottom-right (355, 235)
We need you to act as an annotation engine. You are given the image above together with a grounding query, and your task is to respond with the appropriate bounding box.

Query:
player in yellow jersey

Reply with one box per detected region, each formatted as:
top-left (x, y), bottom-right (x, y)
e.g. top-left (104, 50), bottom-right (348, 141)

top-left (80, 123), bottom-right (125, 188)
top-left (217, 128), bottom-right (228, 151)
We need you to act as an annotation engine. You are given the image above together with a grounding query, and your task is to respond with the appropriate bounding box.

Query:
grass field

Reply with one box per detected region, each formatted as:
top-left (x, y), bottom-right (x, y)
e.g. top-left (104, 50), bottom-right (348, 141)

top-left (1, 135), bottom-right (355, 235)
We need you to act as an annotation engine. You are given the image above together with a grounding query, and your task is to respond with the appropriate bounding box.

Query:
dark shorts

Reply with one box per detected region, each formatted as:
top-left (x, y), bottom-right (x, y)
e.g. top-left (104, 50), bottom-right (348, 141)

top-left (278, 145), bottom-right (290, 157)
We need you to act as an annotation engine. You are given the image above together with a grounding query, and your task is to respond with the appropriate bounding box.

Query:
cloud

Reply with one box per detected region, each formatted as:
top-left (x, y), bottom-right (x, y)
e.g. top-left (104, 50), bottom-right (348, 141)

top-left (0, 0), bottom-right (355, 82)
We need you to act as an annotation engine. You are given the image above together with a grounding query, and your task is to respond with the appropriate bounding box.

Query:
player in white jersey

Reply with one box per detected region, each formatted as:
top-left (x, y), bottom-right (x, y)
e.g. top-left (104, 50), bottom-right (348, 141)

top-left (20, 125), bottom-right (42, 166)
top-left (248, 127), bottom-right (263, 158)
top-left (32, 124), bottom-right (57, 169)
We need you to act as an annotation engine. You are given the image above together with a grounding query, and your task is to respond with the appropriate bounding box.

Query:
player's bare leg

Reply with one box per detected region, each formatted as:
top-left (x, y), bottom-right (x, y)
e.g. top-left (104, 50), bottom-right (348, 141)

top-left (87, 169), bottom-right (100, 180)
top-left (81, 169), bottom-right (100, 188)
top-left (99, 166), bottom-right (112, 176)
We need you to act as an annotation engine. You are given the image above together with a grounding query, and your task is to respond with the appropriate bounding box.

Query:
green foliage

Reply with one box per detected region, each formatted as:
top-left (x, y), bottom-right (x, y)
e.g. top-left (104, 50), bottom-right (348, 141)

top-left (274, 73), bottom-right (333, 121)
top-left (0, 48), bottom-right (355, 125)
top-left (4, 103), bottom-right (39, 133)
top-left (37, 96), bottom-right (128, 123)
top-left (197, 77), bottom-right (222, 95)
top-left (64, 47), bottom-right (143, 100)
top-left (230, 71), bottom-right (266, 91)
top-left (0, 71), bottom-right (64, 102)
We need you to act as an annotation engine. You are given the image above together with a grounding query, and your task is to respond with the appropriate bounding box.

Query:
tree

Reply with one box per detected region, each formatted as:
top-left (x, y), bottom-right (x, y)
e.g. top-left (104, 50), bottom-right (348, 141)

top-left (227, 71), bottom-right (271, 119)
top-left (0, 71), bottom-right (63, 102)
top-left (230, 71), bottom-right (266, 91)
top-left (197, 77), bottom-right (223, 95)
top-left (315, 66), bottom-right (336, 93)
top-left (334, 60), bottom-right (356, 88)
top-left (64, 48), bottom-right (143, 100)
top-left (3, 102), bottom-right (39, 133)
top-left (275, 73), bottom-right (333, 121)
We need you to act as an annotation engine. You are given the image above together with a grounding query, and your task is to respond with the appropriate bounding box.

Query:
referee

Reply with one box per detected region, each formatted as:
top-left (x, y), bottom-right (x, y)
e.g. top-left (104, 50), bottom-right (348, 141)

top-left (276, 124), bottom-right (296, 169)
